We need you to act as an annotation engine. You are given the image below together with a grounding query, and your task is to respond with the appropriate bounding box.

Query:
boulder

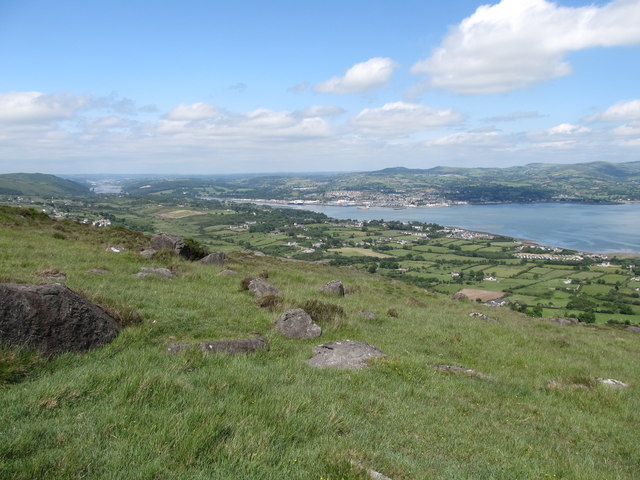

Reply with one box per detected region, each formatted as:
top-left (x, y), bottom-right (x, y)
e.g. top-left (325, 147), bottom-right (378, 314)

top-left (0, 283), bottom-right (121, 355)
top-left (307, 340), bottom-right (387, 369)
top-left (200, 252), bottom-right (226, 266)
top-left (133, 267), bottom-right (174, 278)
top-left (219, 269), bottom-right (237, 275)
top-left (151, 233), bottom-right (201, 260)
top-left (166, 336), bottom-right (269, 354)
top-left (625, 325), bottom-right (640, 333)
top-left (319, 279), bottom-right (345, 296)
top-left (452, 292), bottom-right (468, 301)
top-left (248, 278), bottom-right (281, 297)
top-left (275, 308), bottom-right (321, 339)
top-left (358, 310), bottom-right (377, 320)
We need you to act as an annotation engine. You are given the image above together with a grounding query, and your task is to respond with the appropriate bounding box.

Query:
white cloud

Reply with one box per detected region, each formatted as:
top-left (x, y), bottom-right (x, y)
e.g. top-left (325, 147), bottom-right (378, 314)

top-left (546, 123), bottom-right (591, 135)
top-left (0, 91), bottom-right (88, 123)
top-left (295, 105), bottom-right (345, 118)
top-left (315, 57), bottom-right (397, 94)
top-left (352, 102), bottom-right (463, 137)
top-left (586, 99), bottom-right (640, 122)
top-left (412, 0), bottom-right (640, 94)
top-left (429, 128), bottom-right (505, 147)
top-left (165, 102), bottom-right (226, 121)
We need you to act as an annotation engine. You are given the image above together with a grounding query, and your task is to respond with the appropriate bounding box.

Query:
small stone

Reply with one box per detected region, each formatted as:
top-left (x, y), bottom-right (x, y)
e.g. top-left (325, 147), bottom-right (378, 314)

top-left (219, 269), bottom-right (237, 275)
top-left (134, 267), bottom-right (174, 278)
top-left (597, 378), bottom-right (629, 388)
top-left (625, 325), bottom-right (640, 333)
top-left (433, 364), bottom-right (494, 381)
top-left (358, 310), bottom-right (377, 320)
top-left (87, 268), bottom-right (109, 275)
top-left (167, 336), bottom-right (269, 354)
top-left (469, 312), bottom-right (497, 322)
top-left (106, 246), bottom-right (125, 253)
top-left (139, 249), bottom-right (156, 259)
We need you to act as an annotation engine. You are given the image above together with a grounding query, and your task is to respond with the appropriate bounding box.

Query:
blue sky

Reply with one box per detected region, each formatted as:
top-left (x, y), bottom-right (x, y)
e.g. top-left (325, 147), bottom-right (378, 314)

top-left (1, 0), bottom-right (639, 174)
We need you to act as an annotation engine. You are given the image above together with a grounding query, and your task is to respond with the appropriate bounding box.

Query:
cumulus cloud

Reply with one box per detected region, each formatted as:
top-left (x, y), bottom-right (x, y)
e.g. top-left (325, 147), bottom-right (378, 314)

top-left (315, 57), bottom-right (397, 94)
top-left (0, 91), bottom-right (89, 123)
top-left (352, 102), bottom-right (463, 137)
top-left (412, 0), bottom-right (640, 94)
top-left (158, 102), bottom-right (333, 140)
top-left (586, 99), bottom-right (640, 122)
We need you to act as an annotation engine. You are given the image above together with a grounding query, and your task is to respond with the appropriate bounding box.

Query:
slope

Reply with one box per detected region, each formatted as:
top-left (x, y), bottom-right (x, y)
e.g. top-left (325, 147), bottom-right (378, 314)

top-left (0, 206), bottom-right (639, 479)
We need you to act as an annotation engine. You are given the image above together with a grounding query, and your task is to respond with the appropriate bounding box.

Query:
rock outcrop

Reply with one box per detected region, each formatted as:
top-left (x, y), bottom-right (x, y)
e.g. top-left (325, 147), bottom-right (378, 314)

top-left (307, 340), bottom-right (387, 369)
top-left (166, 336), bottom-right (269, 354)
top-left (319, 279), bottom-right (345, 296)
top-left (275, 308), bottom-right (321, 339)
top-left (151, 233), bottom-right (203, 260)
top-left (0, 283), bottom-right (121, 355)
top-left (433, 364), bottom-right (494, 381)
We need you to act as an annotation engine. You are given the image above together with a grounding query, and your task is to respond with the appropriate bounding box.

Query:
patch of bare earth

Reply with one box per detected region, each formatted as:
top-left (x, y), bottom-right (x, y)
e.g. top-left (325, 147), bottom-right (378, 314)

top-left (456, 289), bottom-right (504, 302)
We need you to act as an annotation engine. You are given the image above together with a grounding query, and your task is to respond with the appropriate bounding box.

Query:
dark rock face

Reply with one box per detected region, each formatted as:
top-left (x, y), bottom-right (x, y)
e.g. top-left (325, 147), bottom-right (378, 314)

top-left (248, 278), bottom-right (281, 297)
top-left (275, 308), bottom-right (321, 339)
top-left (200, 252), bottom-right (226, 266)
top-left (307, 340), bottom-right (387, 369)
top-left (319, 279), bottom-right (345, 296)
top-left (0, 283), bottom-right (121, 355)
top-left (166, 336), bottom-right (269, 354)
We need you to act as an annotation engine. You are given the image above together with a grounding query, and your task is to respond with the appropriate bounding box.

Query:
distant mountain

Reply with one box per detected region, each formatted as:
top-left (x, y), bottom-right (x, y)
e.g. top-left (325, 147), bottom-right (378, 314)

top-left (0, 173), bottom-right (90, 197)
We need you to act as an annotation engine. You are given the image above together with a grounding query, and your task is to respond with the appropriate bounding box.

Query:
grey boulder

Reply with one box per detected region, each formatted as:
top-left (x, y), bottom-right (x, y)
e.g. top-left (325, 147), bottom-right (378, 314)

top-left (307, 340), bottom-right (387, 369)
top-left (275, 308), bottom-right (321, 339)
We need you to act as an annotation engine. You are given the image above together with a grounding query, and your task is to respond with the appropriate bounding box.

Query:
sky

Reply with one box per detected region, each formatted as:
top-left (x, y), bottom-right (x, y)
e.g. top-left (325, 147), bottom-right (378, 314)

top-left (1, 0), bottom-right (640, 174)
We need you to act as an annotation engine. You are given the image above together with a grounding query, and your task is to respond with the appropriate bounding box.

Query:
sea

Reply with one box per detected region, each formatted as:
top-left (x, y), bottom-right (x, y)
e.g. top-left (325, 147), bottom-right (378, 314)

top-left (293, 202), bottom-right (640, 254)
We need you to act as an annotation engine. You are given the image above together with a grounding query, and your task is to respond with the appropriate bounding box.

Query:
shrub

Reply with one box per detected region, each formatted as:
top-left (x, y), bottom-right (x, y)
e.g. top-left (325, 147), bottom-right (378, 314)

top-left (52, 232), bottom-right (66, 240)
top-left (240, 277), bottom-right (255, 291)
top-left (258, 294), bottom-right (282, 311)
top-left (182, 237), bottom-right (210, 261)
top-left (387, 308), bottom-right (399, 318)
top-left (299, 299), bottom-right (345, 327)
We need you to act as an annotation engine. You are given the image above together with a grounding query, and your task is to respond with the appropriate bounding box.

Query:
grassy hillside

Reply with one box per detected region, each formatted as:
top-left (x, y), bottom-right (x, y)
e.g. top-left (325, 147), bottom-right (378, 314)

top-left (0, 173), bottom-right (90, 197)
top-left (1, 206), bottom-right (639, 479)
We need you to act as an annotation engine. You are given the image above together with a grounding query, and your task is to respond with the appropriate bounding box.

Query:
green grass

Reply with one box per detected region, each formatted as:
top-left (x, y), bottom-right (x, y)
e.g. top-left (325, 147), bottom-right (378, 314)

top-left (2, 207), bottom-right (640, 479)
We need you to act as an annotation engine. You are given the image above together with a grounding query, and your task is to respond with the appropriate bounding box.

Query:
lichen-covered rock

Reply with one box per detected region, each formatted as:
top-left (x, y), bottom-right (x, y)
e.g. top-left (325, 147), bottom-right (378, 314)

top-left (166, 336), bottom-right (269, 354)
top-left (248, 278), bottom-right (281, 297)
top-left (319, 279), bottom-right (345, 296)
top-left (275, 308), bottom-right (321, 339)
top-left (0, 283), bottom-right (120, 355)
top-left (307, 340), bottom-right (387, 369)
